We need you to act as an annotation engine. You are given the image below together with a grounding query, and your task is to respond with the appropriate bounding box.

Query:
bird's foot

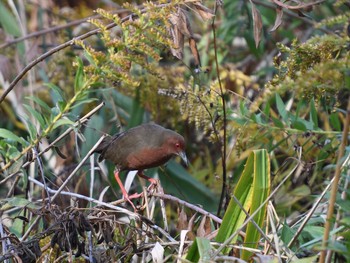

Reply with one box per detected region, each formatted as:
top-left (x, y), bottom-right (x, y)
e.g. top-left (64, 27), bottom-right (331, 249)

top-left (146, 178), bottom-right (159, 194)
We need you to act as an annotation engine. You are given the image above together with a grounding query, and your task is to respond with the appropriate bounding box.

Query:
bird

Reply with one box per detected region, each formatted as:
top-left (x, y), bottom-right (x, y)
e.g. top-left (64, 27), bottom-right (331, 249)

top-left (94, 123), bottom-right (188, 209)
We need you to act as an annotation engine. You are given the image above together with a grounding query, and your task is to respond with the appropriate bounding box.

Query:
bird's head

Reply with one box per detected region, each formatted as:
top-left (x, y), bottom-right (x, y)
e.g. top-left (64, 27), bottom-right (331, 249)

top-left (164, 133), bottom-right (188, 166)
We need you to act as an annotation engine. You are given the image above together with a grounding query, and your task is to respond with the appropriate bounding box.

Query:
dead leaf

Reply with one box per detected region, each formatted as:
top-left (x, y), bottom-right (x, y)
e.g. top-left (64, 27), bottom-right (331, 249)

top-left (176, 206), bottom-right (188, 230)
top-left (192, 2), bottom-right (215, 20)
top-left (196, 216), bottom-right (212, 237)
top-left (270, 6), bottom-right (283, 32)
top-left (189, 38), bottom-right (201, 67)
top-left (250, 0), bottom-right (263, 48)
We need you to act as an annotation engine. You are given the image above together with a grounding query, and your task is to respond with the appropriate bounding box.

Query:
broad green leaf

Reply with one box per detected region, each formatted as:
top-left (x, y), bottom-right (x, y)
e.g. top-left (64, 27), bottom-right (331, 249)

top-left (0, 197), bottom-right (39, 210)
top-left (0, 2), bottom-right (21, 36)
top-left (128, 89), bottom-right (145, 129)
top-left (186, 238), bottom-right (200, 262)
top-left (242, 149), bottom-right (270, 260)
top-left (0, 128), bottom-right (27, 146)
top-left (291, 120), bottom-right (307, 131)
top-left (280, 222), bottom-right (295, 245)
top-left (186, 237), bottom-right (211, 262)
top-left (291, 255), bottom-right (318, 263)
top-left (330, 112), bottom-right (341, 131)
top-left (271, 116), bottom-right (284, 128)
top-left (216, 149), bottom-right (270, 259)
top-left (275, 93), bottom-right (289, 124)
top-left (161, 161), bottom-right (218, 212)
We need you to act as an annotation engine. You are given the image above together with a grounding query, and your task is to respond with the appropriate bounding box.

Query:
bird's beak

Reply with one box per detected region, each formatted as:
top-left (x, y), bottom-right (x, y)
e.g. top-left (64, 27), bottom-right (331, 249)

top-left (178, 151), bottom-right (189, 167)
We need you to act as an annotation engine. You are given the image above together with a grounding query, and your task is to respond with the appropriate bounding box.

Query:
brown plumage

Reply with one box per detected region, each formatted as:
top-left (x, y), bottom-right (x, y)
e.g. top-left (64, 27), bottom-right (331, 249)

top-left (94, 123), bottom-right (188, 209)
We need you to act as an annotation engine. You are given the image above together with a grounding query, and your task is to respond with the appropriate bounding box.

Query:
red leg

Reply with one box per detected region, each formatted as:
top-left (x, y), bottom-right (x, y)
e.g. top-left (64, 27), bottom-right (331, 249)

top-left (114, 170), bottom-right (138, 210)
top-left (137, 170), bottom-right (158, 186)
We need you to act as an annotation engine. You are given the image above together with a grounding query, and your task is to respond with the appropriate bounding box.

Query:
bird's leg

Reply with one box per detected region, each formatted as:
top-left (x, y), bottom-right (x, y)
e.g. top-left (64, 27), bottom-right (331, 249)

top-left (114, 170), bottom-right (138, 210)
top-left (137, 170), bottom-right (159, 192)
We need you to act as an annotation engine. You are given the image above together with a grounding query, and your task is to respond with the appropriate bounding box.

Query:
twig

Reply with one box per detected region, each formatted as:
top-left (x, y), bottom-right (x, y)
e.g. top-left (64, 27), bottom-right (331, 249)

top-left (212, 0), bottom-right (227, 218)
top-left (151, 193), bottom-right (222, 224)
top-left (272, 0), bottom-right (325, 10)
top-left (24, 176), bottom-right (138, 216)
top-left (319, 99), bottom-right (350, 263)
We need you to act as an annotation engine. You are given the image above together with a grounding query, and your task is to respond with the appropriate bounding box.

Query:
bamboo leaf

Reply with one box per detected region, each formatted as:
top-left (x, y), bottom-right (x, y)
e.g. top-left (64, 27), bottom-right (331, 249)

top-left (241, 149), bottom-right (270, 260)
top-left (216, 149), bottom-right (270, 257)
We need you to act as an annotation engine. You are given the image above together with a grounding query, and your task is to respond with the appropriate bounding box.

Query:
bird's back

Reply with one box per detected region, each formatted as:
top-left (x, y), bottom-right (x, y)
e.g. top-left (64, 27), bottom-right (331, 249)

top-left (96, 124), bottom-right (171, 170)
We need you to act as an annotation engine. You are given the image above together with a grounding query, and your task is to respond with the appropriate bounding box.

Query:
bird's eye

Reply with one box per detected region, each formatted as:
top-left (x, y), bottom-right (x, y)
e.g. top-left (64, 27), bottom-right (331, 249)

top-left (175, 143), bottom-right (180, 148)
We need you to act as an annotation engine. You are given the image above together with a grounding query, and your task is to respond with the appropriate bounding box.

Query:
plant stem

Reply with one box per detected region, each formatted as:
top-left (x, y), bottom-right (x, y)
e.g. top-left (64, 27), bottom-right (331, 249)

top-left (319, 99), bottom-right (350, 262)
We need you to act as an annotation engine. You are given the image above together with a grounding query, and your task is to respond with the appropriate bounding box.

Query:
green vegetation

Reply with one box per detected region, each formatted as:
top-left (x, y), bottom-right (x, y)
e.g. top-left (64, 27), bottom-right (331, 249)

top-left (0, 0), bottom-right (349, 262)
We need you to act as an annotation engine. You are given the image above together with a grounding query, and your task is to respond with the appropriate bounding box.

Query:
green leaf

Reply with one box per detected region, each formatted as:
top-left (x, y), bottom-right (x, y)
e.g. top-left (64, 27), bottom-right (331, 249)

top-left (272, 116), bottom-right (284, 128)
top-left (128, 89), bottom-right (145, 129)
top-left (216, 149), bottom-right (270, 258)
top-left (0, 128), bottom-right (27, 146)
top-left (161, 161), bottom-right (218, 212)
top-left (0, 197), bottom-right (40, 210)
top-left (23, 104), bottom-right (46, 130)
top-left (52, 118), bottom-right (75, 131)
top-left (291, 120), bottom-right (307, 131)
top-left (275, 93), bottom-right (289, 125)
top-left (74, 57), bottom-right (85, 93)
top-left (21, 113), bottom-right (38, 141)
top-left (330, 112), bottom-right (341, 131)
top-left (25, 96), bottom-right (51, 112)
top-left (0, 2), bottom-right (21, 36)
top-left (263, 102), bottom-right (270, 122)
top-left (186, 237), bottom-right (211, 262)
top-left (45, 83), bottom-right (65, 103)
top-left (280, 221), bottom-right (295, 245)
top-left (186, 238), bottom-right (200, 262)
top-left (309, 98), bottom-right (318, 129)
top-left (242, 149), bottom-right (270, 260)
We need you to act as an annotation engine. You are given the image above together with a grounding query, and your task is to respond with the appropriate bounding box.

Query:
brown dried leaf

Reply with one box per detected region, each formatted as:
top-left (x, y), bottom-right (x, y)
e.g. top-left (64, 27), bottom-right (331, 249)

top-left (169, 8), bottom-right (193, 38)
top-left (270, 6), bottom-right (283, 32)
top-left (176, 206), bottom-right (188, 230)
top-left (189, 38), bottom-right (201, 67)
top-left (168, 25), bottom-right (184, 59)
top-left (196, 216), bottom-right (212, 237)
top-left (192, 2), bottom-right (215, 20)
top-left (250, 1), bottom-right (263, 48)
top-left (168, 8), bottom-right (192, 60)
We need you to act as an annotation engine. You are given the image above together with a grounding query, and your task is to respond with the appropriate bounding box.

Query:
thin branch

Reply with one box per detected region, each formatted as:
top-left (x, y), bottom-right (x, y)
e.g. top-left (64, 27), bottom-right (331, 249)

top-left (319, 99), bottom-right (350, 263)
top-left (151, 193), bottom-right (222, 224)
top-left (272, 0), bottom-right (326, 10)
top-left (211, 2), bottom-right (227, 217)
